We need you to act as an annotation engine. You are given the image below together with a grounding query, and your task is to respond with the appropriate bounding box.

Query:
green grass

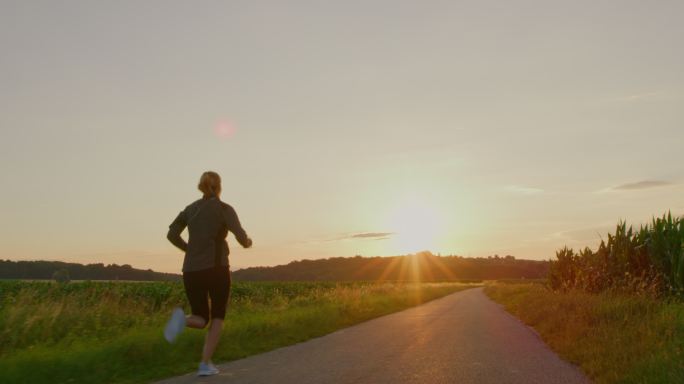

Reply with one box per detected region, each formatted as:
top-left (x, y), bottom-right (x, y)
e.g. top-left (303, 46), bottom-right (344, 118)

top-left (484, 283), bottom-right (684, 383)
top-left (0, 280), bottom-right (475, 384)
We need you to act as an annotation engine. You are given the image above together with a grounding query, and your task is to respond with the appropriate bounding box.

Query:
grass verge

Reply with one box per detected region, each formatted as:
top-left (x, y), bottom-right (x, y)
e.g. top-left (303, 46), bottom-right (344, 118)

top-left (0, 281), bottom-right (474, 383)
top-left (484, 283), bottom-right (684, 383)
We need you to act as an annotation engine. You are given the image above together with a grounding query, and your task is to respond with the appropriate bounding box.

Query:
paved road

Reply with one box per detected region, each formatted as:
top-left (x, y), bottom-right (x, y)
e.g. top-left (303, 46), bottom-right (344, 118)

top-left (157, 287), bottom-right (589, 384)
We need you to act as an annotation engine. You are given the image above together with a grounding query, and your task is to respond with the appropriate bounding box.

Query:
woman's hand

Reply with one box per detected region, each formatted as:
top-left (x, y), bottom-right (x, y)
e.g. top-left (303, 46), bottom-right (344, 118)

top-left (243, 237), bottom-right (253, 248)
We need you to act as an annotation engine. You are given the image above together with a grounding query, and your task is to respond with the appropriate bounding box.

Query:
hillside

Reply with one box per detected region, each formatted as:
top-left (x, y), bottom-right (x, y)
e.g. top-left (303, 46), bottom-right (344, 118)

top-left (232, 252), bottom-right (548, 281)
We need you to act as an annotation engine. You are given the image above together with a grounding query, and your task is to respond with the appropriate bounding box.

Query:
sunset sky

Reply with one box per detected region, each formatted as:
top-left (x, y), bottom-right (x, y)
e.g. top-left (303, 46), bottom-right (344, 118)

top-left (2, 1), bottom-right (683, 273)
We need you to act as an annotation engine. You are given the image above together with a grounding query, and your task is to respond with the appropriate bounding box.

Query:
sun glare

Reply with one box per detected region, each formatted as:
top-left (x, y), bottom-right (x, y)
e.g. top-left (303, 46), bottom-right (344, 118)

top-left (386, 195), bottom-right (444, 254)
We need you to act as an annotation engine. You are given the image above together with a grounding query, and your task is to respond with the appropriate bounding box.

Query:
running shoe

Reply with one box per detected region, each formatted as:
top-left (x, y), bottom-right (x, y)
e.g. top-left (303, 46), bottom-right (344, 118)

top-left (197, 361), bottom-right (220, 376)
top-left (163, 307), bottom-right (186, 343)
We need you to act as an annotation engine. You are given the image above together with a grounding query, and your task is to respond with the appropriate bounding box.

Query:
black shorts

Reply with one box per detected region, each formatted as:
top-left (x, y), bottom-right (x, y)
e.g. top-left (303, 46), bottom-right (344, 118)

top-left (182, 265), bottom-right (231, 323)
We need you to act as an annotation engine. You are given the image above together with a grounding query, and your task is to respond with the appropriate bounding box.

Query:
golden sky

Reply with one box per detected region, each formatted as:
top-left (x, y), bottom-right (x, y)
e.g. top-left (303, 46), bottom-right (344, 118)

top-left (1, 1), bottom-right (683, 273)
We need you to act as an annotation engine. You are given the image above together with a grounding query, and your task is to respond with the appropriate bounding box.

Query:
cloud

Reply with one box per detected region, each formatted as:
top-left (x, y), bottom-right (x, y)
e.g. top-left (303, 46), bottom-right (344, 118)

top-left (346, 232), bottom-right (394, 240)
top-left (325, 232), bottom-right (395, 242)
top-left (301, 232), bottom-right (394, 244)
top-left (607, 91), bottom-right (662, 103)
top-left (616, 92), bottom-right (660, 102)
top-left (552, 226), bottom-right (614, 243)
top-left (612, 180), bottom-right (673, 191)
top-left (504, 185), bottom-right (544, 195)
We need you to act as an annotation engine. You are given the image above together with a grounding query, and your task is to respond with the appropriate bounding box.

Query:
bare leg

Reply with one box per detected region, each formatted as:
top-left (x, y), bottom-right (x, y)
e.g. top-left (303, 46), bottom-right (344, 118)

top-left (186, 315), bottom-right (206, 329)
top-left (201, 318), bottom-right (224, 363)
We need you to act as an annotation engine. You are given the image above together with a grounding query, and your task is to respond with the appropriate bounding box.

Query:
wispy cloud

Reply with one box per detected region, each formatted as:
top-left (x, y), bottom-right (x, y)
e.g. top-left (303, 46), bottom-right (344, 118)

top-left (504, 185), bottom-right (544, 195)
top-left (303, 232), bottom-right (395, 244)
top-left (618, 92), bottom-right (659, 101)
top-left (608, 91), bottom-right (662, 102)
top-left (347, 232), bottom-right (394, 239)
top-left (336, 232), bottom-right (394, 241)
top-left (551, 226), bottom-right (614, 243)
top-left (612, 180), bottom-right (673, 191)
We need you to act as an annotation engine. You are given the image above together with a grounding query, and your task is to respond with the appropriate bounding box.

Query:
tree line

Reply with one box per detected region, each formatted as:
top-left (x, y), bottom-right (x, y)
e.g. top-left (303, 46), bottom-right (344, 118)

top-left (1, 252), bottom-right (549, 282)
top-left (233, 252), bottom-right (549, 282)
top-left (0, 260), bottom-right (181, 281)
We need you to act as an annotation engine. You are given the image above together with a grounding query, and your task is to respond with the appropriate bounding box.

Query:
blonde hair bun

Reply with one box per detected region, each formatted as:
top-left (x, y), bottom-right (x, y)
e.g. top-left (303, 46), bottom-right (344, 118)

top-left (198, 171), bottom-right (221, 197)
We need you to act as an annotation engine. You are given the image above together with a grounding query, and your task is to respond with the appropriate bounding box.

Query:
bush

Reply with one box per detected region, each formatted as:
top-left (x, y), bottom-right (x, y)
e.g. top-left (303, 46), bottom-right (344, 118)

top-left (52, 269), bottom-right (70, 284)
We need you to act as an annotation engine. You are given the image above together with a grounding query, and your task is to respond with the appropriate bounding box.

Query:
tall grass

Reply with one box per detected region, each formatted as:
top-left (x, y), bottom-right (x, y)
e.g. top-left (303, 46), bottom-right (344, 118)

top-left (549, 212), bottom-right (684, 296)
top-left (0, 280), bottom-right (473, 384)
top-left (485, 283), bottom-right (684, 383)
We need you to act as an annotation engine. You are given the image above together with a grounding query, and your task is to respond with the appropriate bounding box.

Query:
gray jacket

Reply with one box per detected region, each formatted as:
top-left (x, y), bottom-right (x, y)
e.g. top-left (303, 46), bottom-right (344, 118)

top-left (167, 196), bottom-right (251, 272)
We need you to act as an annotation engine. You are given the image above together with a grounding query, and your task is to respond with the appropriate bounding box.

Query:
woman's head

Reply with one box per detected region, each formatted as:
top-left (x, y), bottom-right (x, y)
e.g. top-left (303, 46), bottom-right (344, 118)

top-left (198, 171), bottom-right (222, 198)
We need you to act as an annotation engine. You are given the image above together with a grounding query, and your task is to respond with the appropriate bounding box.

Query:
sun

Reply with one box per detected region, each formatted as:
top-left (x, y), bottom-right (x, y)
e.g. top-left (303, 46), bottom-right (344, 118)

top-left (385, 195), bottom-right (444, 254)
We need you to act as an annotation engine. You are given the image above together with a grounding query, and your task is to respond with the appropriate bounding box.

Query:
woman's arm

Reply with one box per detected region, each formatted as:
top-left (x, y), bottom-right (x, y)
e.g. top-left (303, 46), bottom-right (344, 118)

top-left (224, 205), bottom-right (252, 248)
top-left (167, 211), bottom-right (188, 251)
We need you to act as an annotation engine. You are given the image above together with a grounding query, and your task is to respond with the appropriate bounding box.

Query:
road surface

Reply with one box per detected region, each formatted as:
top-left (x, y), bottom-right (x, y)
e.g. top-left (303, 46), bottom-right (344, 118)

top-left (157, 287), bottom-right (589, 384)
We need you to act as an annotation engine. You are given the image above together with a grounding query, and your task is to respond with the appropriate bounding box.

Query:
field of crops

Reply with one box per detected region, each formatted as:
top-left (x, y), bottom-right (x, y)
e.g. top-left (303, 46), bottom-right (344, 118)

top-left (0, 280), bottom-right (329, 355)
top-left (0, 279), bottom-right (474, 384)
top-left (549, 212), bottom-right (684, 296)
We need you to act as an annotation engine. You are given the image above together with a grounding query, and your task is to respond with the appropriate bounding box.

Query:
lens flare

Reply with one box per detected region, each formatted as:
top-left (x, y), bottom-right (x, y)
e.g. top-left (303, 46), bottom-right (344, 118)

top-left (214, 120), bottom-right (236, 139)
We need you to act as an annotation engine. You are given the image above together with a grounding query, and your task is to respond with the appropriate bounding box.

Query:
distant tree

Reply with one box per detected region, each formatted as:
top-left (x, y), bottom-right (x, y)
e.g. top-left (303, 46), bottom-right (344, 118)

top-left (53, 268), bottom-right (70, 284)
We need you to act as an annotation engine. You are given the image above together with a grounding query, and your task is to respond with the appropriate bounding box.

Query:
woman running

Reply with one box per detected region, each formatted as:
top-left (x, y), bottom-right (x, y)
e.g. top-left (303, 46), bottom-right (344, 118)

top-left (164, 171), bottom-right (252, 376)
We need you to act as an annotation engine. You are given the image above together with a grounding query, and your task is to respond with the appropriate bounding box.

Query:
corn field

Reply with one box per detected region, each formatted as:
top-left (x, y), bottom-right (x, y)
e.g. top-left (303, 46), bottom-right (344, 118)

top-left (549, 212), bottom-right (684, 296)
